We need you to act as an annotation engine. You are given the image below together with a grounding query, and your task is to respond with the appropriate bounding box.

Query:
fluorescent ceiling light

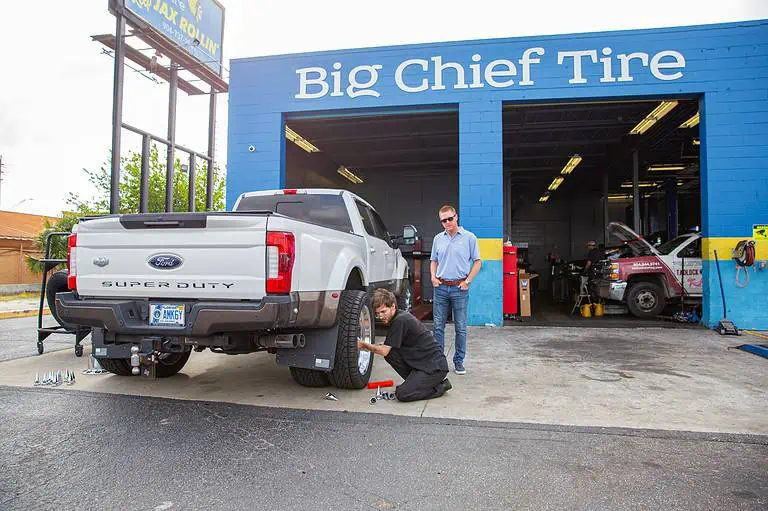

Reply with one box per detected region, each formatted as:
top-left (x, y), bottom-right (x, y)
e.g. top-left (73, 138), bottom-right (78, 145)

top-left (620, 182), bottom-right (659, 188)
top-left (285, 126), bottom-right (320, 153)
top-left (560, 154), bottom-right (582, 175)
top-left (608, 193), bottom-right (633, 201)
top-left (679, 112), bottom-right (700, 129)
top-left (629, 100), bottom-right (678, 135)
top-left (692, 138), bottom-right (700, 146)
top-left (337, 166), bottom-right (364, 184)
top-left (548, 177), bottom-right (564, 191)
top-left (648, 164), bottom-right (686, 172)
top-left (538, 194), bottom-right (550, 203)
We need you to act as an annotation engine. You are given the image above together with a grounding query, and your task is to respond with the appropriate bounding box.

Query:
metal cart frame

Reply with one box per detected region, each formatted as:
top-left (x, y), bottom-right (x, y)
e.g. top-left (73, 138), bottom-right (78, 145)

top-left (36, 231), bottom-right (90, 357)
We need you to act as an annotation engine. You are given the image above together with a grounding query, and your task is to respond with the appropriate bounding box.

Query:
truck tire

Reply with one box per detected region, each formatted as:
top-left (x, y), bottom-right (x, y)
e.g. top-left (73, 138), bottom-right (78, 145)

top-left (98, 351), bottom-right (191, 378)
top-left (328, 290), bottom-right (375, 389)
top-left (397, 279), bottom-right (413, 312)
top-left (98, 358), bottom-right (133, 376)
top-left (290, 367), bottom-right (330, 387)
top-left (46, 270), bottom-right (77, 330)
top-left (626, 281), bottom-right (665, 318)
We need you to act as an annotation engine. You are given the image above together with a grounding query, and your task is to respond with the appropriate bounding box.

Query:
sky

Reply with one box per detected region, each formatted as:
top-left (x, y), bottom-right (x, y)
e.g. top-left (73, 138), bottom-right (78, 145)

top-left (1, 1), bottom-right (767, 217)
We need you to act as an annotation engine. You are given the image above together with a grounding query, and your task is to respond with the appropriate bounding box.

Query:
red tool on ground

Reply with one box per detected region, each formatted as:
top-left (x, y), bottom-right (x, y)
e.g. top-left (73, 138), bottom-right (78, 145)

top-left (367, 380), bottom-right (394, 390)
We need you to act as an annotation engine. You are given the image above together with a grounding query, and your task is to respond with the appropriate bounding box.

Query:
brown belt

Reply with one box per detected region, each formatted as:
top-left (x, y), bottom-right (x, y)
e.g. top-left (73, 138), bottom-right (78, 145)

top-left (439, 279), bottom-right (466, 286)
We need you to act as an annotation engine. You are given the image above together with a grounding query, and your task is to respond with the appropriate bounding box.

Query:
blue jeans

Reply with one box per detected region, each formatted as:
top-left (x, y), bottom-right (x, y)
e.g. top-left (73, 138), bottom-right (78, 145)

top-left (432, 284), bottom-right (469, 366)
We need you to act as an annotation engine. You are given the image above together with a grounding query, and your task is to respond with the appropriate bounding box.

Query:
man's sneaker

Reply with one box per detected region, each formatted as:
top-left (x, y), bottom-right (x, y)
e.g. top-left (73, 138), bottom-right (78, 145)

top-left (454, 363), bottom-right (466, 375)
top-left (442, 378), bottom-right (453, 392)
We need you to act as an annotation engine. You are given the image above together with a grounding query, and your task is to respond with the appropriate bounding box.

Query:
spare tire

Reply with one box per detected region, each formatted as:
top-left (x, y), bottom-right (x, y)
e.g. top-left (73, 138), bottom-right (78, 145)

top-left (46, 270), bottom-right (77, 330)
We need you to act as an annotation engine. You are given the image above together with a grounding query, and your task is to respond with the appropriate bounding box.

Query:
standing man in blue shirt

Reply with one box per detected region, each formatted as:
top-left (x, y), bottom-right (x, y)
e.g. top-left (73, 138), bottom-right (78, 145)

top-left (430, 204), bottom-right (482, 375)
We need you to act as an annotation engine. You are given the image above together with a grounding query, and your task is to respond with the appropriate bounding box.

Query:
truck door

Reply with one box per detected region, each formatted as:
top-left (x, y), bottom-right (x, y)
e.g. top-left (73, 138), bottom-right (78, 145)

top-left (355, 201), bottom-right (388, 287)
top-left (369, 209), bottom-right (397, 282)
top-left (674, 237), bottom-right (703, 296)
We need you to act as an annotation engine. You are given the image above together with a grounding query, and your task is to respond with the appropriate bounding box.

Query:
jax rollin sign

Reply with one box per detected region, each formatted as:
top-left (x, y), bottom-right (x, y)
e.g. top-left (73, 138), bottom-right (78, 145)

top-left (295, 47), bottom-right (686, 99)
top-left (122, 0), bottom-right (225, 75)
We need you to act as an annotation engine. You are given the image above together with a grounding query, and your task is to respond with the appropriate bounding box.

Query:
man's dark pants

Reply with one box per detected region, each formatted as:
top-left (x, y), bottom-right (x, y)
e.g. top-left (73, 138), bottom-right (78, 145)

top-left (385, 350), bottom-right (449, 402)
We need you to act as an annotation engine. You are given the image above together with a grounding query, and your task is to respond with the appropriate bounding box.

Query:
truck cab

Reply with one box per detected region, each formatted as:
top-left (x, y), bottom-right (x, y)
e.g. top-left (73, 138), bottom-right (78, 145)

top-left (596, 222), bottom-right (702, 318)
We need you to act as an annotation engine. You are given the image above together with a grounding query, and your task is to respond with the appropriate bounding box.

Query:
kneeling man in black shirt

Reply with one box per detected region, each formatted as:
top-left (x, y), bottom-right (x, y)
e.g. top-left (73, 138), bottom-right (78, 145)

top-left (357, 288), bottom-right (452, 402)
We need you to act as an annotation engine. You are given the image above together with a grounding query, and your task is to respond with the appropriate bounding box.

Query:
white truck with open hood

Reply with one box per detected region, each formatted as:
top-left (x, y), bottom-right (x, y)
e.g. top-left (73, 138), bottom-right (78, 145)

top-left (55, 189), bottom-right (412, 389)
top-left (595, 222), bottom-right (702, 318)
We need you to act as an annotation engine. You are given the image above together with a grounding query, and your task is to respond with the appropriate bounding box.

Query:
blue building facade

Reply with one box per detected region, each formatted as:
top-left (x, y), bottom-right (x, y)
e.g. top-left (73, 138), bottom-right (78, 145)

top-left (227, 20), bottom-right (768, 330)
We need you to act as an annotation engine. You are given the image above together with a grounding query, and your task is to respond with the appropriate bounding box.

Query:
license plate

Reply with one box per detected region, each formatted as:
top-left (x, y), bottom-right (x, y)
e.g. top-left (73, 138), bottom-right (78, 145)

top-left (149, 304), bottom-right (185, 326)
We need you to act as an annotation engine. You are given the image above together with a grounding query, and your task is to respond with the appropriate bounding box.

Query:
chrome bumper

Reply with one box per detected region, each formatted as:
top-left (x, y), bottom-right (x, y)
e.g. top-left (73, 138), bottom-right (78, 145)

top-left (598, 280), bottom-right (627, 302)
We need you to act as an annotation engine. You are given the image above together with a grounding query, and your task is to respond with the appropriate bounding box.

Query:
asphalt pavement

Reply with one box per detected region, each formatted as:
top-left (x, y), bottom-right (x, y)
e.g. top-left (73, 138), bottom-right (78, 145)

top-left (0, 315), bottom-right (89, 362)
top-left (1, 387), bottom-right (766, 510)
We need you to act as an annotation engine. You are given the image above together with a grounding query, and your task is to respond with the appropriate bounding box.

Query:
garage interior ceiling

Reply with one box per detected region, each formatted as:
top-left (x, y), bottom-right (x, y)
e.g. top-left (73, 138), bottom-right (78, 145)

top-left (285, 98), bottom-right (700, 195)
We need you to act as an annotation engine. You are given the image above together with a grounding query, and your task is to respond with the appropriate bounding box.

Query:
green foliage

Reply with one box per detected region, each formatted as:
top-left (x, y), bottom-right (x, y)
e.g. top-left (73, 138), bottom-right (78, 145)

top-left (68, 146), bottom-right (225, 214)
top-left (27, 148), bottom-right (226, 274)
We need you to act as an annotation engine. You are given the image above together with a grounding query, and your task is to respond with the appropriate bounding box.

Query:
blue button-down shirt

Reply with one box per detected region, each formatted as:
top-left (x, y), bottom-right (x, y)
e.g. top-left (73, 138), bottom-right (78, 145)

top-left (430, 228), bottom-right (481, 280)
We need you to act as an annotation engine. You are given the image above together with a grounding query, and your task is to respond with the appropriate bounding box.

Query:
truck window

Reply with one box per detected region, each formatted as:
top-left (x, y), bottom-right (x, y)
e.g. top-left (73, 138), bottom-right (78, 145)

top-left (355, 202), bottom-right (376, 237)
top-left (679, 238), bottom-right (701, 258)
top-left (657, 235), bottom-right (692, 255)
top-left (236, 194), bottom-right (354, 233)
top-left (369, 209), bottom-right (392, 245)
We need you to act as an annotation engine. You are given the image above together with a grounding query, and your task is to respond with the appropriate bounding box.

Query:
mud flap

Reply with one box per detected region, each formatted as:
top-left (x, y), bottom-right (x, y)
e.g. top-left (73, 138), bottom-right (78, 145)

top-left (276, 324), bottom-right (338, 371)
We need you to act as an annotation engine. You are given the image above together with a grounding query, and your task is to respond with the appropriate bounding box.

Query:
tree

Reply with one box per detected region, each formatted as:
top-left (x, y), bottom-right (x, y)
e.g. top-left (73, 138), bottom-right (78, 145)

top-left (68, 146), bottom-right (225, 214)
top-left (27, 148), bottom-right (225, 273)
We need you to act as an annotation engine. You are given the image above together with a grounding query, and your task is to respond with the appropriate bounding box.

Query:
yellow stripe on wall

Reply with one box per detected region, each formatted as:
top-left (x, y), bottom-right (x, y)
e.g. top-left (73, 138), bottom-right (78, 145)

top-left (478, 238), bottom-right (503, 261)
top-left (702, 237), bottom-right (768, 261)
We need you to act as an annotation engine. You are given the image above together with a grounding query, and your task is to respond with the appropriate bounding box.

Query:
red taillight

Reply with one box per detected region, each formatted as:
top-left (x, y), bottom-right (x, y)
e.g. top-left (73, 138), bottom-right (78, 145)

top-left (67, 233), bottom-right (77, 291)
top-left (266, 231), bottom-right (295, 294)
top-left (283, 189), bottom-right (298, 195)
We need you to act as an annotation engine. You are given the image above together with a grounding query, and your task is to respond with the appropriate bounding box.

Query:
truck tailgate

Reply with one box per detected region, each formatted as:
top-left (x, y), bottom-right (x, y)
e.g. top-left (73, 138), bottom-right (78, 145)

top-left (74, 213), bottom-right (268, 300)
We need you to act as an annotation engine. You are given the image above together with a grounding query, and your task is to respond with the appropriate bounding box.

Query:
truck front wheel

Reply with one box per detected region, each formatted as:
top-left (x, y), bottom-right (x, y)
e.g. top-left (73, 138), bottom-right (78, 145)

top-left (397, 279), bottom-right (413, 312)
top-left (328, 290), bottom-right (374, 389)
top-left (626, 282), bottom-right (665, 318)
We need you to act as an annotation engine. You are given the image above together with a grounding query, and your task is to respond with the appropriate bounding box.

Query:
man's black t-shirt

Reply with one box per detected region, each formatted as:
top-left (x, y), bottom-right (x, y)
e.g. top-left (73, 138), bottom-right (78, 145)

top-left (384, 311), bottom-right (448, 374)
top-left (586, 248), bottom-right (602, 265)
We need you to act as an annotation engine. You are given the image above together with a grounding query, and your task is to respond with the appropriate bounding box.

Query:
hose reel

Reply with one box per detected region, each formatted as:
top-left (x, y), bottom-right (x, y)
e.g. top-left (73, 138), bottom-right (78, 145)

top-left (732, 240), bottom-right (756, 288)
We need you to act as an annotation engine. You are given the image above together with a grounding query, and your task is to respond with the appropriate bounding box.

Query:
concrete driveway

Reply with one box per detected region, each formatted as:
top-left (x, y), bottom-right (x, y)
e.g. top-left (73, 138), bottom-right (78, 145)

top-left (1, 321), bottom-right (765, 435)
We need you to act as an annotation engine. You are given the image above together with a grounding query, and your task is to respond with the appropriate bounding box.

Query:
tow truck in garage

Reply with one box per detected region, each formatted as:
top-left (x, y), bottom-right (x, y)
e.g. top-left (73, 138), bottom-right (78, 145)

top-left (595, 222), bottom-right (702, 318)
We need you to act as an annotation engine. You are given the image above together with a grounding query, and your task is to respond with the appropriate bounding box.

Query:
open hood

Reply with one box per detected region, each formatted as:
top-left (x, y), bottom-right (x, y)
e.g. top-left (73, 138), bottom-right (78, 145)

top-left (607, 222), bottom-right (659, 257)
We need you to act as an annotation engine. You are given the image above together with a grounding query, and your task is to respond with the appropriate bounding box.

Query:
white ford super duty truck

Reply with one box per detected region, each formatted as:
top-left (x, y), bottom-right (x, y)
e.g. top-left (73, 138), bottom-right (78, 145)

top-left (55, 189), bottom-right (412, 389)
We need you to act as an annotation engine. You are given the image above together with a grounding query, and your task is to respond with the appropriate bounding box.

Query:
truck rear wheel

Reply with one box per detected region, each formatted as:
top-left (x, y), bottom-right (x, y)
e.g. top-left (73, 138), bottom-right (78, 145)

top-left (98, 358), bottom-right (133, 376)
top-left (328, 290), bottom-right (374, 389)
top-left (626, 282), bottom-right (665, 318)
top-left (98, 351), bottom-right (191, 378)
top-left (290, 367), bottom-right (330, 387)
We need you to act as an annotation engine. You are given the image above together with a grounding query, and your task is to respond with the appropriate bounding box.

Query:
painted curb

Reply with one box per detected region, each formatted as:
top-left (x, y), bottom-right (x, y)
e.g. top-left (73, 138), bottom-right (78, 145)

top-left (0, 308), bottom-right (50, 320)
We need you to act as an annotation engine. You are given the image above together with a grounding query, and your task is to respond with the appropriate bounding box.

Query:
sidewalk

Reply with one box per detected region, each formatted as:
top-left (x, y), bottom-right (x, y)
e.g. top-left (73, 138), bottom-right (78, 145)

top-left (0, 294), bottom-right (49, 320)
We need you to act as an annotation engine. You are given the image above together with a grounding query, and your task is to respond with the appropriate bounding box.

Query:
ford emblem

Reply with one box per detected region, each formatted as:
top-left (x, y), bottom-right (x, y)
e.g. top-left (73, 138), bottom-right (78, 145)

top-left (148, 254), bottom-right (183, 270)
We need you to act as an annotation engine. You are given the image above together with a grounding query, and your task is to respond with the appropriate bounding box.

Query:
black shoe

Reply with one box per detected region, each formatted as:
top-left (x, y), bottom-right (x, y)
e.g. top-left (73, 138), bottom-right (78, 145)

top-left (442, 378), bottom-right (453, 392)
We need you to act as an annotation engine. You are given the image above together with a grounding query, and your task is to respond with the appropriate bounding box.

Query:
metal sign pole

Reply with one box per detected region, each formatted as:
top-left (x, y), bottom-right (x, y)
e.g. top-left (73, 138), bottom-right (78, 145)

top-left (165, 62), bottom-right (179, 212)
top-left (110, 11), bottom-right (126, 214)
top-left (140, 134), bottom-right (150, 213)
top-left (632, 149), bottom-right (640, 234)
top-left (207, 92), bottom-right (217, 211)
